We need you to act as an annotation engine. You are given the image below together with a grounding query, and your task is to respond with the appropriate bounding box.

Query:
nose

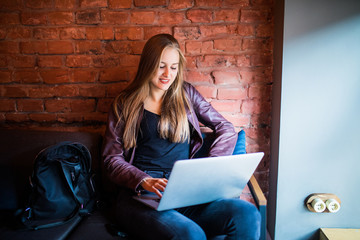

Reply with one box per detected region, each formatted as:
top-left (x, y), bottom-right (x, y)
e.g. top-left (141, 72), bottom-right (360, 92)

top-left (162, 67), bottom-right (169, 77)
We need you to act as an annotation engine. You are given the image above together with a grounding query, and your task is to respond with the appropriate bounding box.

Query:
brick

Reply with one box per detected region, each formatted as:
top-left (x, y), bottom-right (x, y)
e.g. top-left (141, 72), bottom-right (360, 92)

top-left (29, 113), bottom-right (57, 122)
top-left (186, 9), bottom-right (212, 23)
top-left (195, 0), bottom-right (221, 7)
top-left (100, 67), bottom-right (128, 82)
top-left (242, 38), bottom-right (272, 51)
top-left (0, 100), bottom-right (16, 112)
top-left (134, 0), bottom-right (166, 7)
top-left (0, 71), bottom-right (11, 83)
top-left (53, 85), bottom-right (79, 97)
top-left (25, 0), bottom-right (52, 9)
top-left (218, 87), bottom-right (247, 100)
top-left (222, 113), bottom-right (250, 127)
top-left (17, 99), bottom-right (44, 112)
top-left (240, 9), bottom-right (270, 23)
top-left (130, 11), bottom-right (156, 25)
top-left (86, 27), bottom-right (114, 40)
top-left (33, 28), bottom-right (59, 40)
top-left (236, 54), bottom-right (251, 67)
top-left (249, 83), bottom-right (271, 99)
top-left (101, 11), bottom-right (129, 25)
top-left (223, 0), bottom-right (249, 7)
top-left (0, 57), bottom-right (7, 68)
top-left (251, 0), bottom-right (274, 6)
top-left (75, 41), bottom-right (103, 54)
top-left (3, 85), bottom-right (28, 97)
top-left (48, 12), bottom-right (74, 25)
top-left (71, 99), bottom-right (96, 112)
top-left (194, 85), bottom-right (216, 99)
top-left (114, 27), bottom-right (143, 40)
top-left (6, 27), bottom-right (32, 39)
top-left (72, 69), bottom-right (98, 83)
top-left (57, 113), bottom-right (83, 123)
top-left (212, 71), bottom-right (240, 85)
top-left (108, 0), bottom-right (132, 9)
top-left (241, 99), bottom-right (269, 114)
top-left (21, 12), bottom-right (47, 25)
top-left (237, 24), bottom-right (255, 36)
top-left (6, 113), bottom-right (30, 122)
top-left (0, 29), bottom-right (6, 39)
top-left (127, 67), bottom-right (137, 82)
top-left (199, 25), bottom-right (228, 38)
top-left (158, 12), bottom-right (186, 25)
top-left (20, 41), bottom-right (47, 54)
top-left (105, 41), bottom-right (126, 54)
top-left (97, 98), bottom-right (113, 113)
top-left (185, 71), bottom-right (212, 83)
top-left (47, 41), bottom-right (74, 54)
top-left (66, 55), bottom-right (93, 68)
top-left (29, 86), bottom-right (56, 98)
top-left (80, 0), bottom-right (108, 7)
top-left (214, 9), bottom-right (239, 22)
top-left (0, 0), bottom-right (23, 10)
top-left (0, 13), bottom-right (20, 25)
top-left (40, 69), bottom-right (70, 84)
top-left (76, 10), bottom-right (100, 25)
top-left (14, 70), bottom-right (41, 83)
top-left (168, 0), bottom-right (193, 9)
top-left (250, 113), bottom-right (271, 130)
top-left (59, 27), bottom-right (86, 39)
top-left (106, 82), bottom-right (128, 97)
top-left (92, 55), bottom-right (120, 68)
top-left (201, 41), bottom-right (214, 54)
top-left (83, 112), bottom-right (107, 122)
top-left (55, 0), bottom-right (77, 9)
top-left (0, 42), bottom-right (19, 54)
top-left (185, 41), bottom-right (202, 54)
top-left (79, 84), bottom-right (106, 97)
top-left (185, 56), bottom-right (197, 69)
top-left (198, 55), bottom-right (236, 68)
top-left (250, 53), bottom-right (272, 66)
top-left (174, 27), bottom-right (200, 40)
top-left (118, 54), bottom-right (140, 67)
top-left (256, 24), bottom-right (273, 37)
top-left (214, 38), bottom-right (242, 52)
top-left (210, 100), bottom-right (241, 112)
top-left (12, 56), bottom-right (36, 68)
top-left (38, 55), bottom-right (63, 68)
top-left (144, 27), bottom-right (172, 40)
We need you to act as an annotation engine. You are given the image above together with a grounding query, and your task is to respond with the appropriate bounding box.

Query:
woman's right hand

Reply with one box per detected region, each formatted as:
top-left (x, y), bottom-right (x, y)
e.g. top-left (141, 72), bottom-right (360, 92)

top-left (140, 177), bottom-right (168, 198)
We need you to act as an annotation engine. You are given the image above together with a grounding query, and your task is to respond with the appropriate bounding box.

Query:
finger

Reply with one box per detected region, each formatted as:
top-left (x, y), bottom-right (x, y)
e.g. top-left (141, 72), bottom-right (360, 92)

top-left (151, 186), bottom-right (163, 198)
top-left (155, 182), bottom-right (166, 192)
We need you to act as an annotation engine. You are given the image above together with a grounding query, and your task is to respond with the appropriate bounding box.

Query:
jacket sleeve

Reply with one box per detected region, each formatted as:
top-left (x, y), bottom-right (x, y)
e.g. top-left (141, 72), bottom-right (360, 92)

top-left (185, 82), bottom-right (237, 157)
top-left (102, 101), bottom-right (150, 191)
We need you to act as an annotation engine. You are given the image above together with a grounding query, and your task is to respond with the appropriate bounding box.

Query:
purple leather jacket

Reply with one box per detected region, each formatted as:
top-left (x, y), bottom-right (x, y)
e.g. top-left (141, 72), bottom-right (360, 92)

top-left (102, 82), bottom-right (237, 191)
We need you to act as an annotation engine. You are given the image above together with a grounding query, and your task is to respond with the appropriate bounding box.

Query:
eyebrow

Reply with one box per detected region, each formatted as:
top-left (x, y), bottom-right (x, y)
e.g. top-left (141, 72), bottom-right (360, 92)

top-left (160, 62), bottom-right (179, 65)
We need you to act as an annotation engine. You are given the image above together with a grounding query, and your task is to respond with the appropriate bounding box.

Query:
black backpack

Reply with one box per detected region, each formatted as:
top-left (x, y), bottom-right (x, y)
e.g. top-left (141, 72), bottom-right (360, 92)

top-left (19, 141), bottom-right (96, 230)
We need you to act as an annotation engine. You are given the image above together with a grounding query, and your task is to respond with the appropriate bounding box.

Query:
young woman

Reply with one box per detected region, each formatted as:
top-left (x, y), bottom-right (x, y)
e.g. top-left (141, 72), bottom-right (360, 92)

top-left (102, 34), bottom-right (260, 240)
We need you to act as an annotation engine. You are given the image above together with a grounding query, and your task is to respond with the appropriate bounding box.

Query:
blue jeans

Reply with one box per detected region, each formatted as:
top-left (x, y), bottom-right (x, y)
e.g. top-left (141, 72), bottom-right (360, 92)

top-left (116, 188), bottom-right (261, 240)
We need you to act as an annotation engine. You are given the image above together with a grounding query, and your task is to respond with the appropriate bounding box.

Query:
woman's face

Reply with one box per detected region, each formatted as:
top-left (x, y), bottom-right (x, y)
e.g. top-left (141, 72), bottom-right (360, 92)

top-left (150, 47), bottom-right (179, 94)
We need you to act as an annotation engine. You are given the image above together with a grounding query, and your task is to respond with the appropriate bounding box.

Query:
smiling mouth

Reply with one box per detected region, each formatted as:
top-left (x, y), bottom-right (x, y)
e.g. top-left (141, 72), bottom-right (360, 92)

top-left (159, 78), bottom-right (170, 84)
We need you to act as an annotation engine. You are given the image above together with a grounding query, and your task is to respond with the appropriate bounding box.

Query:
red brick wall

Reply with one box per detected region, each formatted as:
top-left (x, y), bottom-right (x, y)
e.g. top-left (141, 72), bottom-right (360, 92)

top-left (0, 0), bottom-right (273, 193)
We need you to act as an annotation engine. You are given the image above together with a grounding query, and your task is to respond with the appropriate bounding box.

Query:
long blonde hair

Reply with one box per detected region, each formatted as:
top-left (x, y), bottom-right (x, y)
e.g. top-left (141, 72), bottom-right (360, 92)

top-left (114, 34), bottom-right (190, 150)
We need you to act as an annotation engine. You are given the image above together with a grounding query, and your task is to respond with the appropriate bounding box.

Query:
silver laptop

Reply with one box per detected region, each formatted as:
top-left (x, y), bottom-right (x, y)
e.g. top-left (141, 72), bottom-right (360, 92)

top-left (133, 152), bottom-right (264, 211)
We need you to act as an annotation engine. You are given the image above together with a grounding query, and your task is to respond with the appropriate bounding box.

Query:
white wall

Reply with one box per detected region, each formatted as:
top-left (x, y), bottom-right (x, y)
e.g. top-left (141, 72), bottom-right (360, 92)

top-left (269, 0), bottom-right (360, 239)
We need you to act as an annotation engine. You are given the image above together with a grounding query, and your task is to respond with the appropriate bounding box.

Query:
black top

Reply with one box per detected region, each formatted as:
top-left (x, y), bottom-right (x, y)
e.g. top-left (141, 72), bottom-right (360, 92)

top-left (133, 110), bottom-right (190, 173)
